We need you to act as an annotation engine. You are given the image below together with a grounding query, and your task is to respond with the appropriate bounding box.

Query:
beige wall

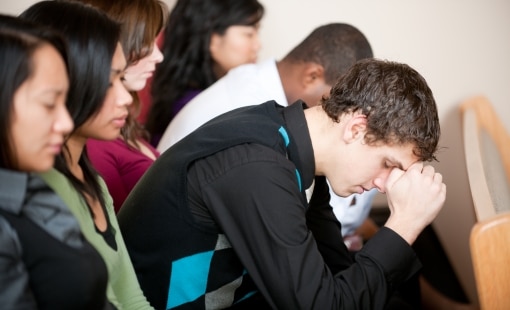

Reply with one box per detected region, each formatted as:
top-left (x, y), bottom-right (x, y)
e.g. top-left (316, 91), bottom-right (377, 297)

top-left (3, 0), bottom-right (510, 304)
top-left (259, 2), bottom-right (510, 304)
top-left (252, 0), bottom-right (510, 304)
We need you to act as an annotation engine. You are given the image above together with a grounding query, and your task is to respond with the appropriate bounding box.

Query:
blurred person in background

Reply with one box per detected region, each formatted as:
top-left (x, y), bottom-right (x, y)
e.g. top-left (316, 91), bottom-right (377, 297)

top-left (143, 0), bottom-right (264, 146)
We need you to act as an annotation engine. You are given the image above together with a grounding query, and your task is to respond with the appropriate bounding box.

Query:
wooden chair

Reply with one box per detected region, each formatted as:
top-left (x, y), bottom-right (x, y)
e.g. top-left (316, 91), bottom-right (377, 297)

top-left (469, 213), bottom-right (510, 309)
top-left (460, 95), bottom-right (510, 309)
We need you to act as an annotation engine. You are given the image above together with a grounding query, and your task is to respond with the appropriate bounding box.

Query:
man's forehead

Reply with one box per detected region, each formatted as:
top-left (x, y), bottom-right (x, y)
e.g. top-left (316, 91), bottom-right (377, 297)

top-left (385, 144), bottom-right (418, 171)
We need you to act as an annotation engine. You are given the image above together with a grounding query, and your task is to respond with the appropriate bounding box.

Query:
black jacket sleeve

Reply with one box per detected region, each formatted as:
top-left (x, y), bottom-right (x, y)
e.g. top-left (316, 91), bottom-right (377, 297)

top-left (198, 148), bottom-right (422, 309)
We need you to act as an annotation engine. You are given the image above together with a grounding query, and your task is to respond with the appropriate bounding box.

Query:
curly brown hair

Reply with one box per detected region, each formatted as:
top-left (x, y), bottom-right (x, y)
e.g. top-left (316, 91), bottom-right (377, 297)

top-left (322, 58), bottom-right (440, 162)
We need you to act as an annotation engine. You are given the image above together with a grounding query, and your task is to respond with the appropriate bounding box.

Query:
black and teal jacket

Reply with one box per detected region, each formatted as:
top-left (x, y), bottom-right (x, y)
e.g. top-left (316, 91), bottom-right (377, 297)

top-left (118, 101), bottom-right (421, 310)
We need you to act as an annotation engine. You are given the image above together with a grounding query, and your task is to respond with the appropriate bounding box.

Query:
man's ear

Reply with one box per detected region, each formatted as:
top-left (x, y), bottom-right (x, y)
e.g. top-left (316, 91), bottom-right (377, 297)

top-left (301, 63), bottom-right (325, 87)
top-left (343, 113), bottom-right (368, 143)
top-left (299, 63), bottom-right (331, 106)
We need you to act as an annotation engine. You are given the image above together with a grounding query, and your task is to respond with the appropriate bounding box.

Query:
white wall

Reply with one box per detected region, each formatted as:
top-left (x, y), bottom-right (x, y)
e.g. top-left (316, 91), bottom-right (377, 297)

top-left (3, 0), bottom-right (510, 304)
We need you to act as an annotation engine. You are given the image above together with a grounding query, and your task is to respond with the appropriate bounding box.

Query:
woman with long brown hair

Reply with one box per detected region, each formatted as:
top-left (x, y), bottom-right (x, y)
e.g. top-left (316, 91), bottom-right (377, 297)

top-left (80, 0), bottom-right (168, 212)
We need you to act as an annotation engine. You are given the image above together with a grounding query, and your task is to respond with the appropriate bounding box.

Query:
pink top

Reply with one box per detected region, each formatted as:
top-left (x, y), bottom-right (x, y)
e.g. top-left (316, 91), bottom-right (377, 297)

top-left (87, 138), bottom-right (160, 213)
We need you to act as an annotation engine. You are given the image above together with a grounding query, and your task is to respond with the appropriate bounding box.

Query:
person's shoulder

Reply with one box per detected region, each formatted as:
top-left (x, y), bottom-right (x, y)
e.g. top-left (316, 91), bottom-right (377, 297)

top-left (0, 215), bottom-right (15, 237)
top-left (193, 142), bottom-right (292, 179)
top-left (38, 167), bottom-right (65, 184)
top-left (87, 138), bottom-right (125, 150)
top-left (226, 58), bottom-right (276, 79)
top-left (0, 215), bottom-right (21, 260)
top-left (188, 59), bottom-right (277, 104)
top-left (37, 168), bottom-right (84, 210)
top-left (87, 138), bottom-right (128, 160)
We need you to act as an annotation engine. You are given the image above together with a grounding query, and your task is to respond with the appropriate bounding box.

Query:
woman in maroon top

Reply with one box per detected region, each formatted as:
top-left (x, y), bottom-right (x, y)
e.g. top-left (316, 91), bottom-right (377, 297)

top-left (84, 0), bottom-right (168, 212)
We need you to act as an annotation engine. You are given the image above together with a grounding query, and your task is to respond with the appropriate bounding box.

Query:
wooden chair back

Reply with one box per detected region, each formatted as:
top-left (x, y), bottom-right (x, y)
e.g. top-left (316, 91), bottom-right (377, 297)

top-left (461, 95), bottom-right (510, 309)
top-left (469, 213), bottom-right (510, 309)
top-left (460, 95), bottom-right (510, 221)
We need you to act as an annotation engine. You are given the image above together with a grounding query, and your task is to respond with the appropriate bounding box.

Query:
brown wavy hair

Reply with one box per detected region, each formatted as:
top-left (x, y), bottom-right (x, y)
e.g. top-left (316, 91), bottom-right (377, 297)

top-left (322, 58), bottom-right (440, 162)
top-left (76, 0), bottom-right (168, 146)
